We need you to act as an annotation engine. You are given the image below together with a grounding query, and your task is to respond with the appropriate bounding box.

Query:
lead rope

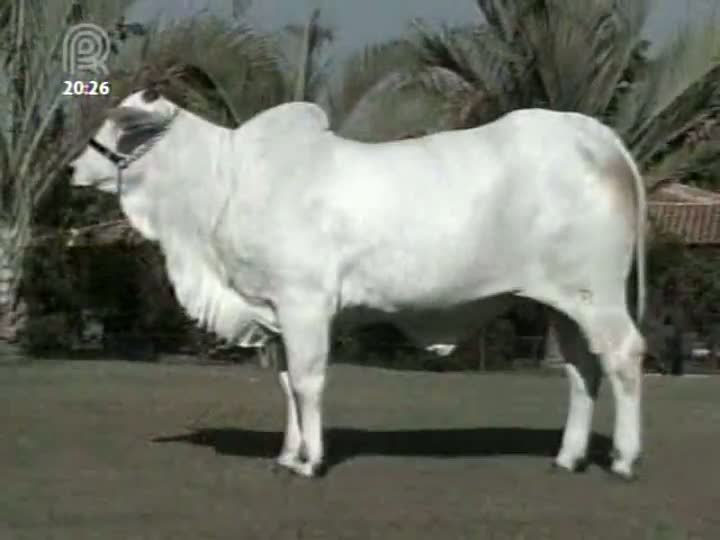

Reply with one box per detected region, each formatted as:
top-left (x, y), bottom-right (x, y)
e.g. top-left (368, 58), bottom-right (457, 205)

top-left (116, 159), bottom-right (126, 195)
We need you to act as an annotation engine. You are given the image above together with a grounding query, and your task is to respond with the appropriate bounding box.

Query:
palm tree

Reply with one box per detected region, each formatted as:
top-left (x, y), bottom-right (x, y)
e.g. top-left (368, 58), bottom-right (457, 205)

top-left (107, 8), bottom-right (331, 127)
top-left (0, 0), bottom-right (136, 338)
top-left (406, 0), bottom-right (720, 192)
top-left (329, 38), bottom-right (455, 141)
top-left (276, 7), bottom-right (334, 103)
top-left (108, 12), bottom-right (284, 127)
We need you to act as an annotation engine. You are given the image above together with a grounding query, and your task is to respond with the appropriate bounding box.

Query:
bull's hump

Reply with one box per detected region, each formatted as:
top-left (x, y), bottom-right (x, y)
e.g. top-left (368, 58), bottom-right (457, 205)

top-left (240, 102), bottom-right (330, 136)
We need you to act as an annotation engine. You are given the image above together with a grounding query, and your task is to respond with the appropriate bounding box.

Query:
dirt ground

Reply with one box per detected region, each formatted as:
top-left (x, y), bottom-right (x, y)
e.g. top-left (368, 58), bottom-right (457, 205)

top-left (1, 358), bottom-right (718, 539)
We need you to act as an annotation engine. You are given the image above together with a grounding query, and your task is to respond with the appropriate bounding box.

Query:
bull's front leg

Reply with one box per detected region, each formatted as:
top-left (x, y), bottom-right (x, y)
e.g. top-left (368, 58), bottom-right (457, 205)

top-left (275, 345), bottom-right (303, 469)
top-left (274, 295), bottom-right (332, 478)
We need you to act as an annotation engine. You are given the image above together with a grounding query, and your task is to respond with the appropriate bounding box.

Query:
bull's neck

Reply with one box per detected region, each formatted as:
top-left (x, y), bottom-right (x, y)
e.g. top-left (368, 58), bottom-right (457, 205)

top-left (119, 110), bottom-right (236, 243)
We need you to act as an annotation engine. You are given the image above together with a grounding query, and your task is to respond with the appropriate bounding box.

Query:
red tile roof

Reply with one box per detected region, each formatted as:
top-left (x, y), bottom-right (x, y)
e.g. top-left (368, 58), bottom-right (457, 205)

top-left (650, 183), bottom-right (720, 203)
top-left (648, 202), bottom-right (720, 245)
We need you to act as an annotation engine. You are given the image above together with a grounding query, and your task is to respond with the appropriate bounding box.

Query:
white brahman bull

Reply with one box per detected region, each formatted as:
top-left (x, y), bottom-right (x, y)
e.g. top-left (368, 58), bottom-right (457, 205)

top-left (70, 87), bottom-right (647, 480)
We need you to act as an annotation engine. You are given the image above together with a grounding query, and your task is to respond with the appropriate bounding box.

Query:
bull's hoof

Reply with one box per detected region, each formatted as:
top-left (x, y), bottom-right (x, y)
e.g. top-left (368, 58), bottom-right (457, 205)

top-left (272, 453), bottom-right (328, 478)
top-left (609, 460), bottom-right (638, 482)
top-left (551, 455), bottom-right (588, 474)
top-left (271, 461), bottom-right (296, 478)
top-left (288, 460), bottom-right (328, 479)
top-left (608, 449), bottom-right (640, 481)
top-left (272, 452), bottom-right (302, 477)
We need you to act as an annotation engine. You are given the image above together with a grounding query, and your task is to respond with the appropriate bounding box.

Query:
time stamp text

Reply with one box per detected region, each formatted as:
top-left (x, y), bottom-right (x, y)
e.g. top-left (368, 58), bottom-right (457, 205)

top-left (63, 80), bottom-right (111, 96)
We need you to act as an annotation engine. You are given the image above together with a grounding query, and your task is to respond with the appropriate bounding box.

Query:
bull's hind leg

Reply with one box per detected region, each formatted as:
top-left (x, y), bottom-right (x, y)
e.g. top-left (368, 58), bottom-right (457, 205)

top-left (574, 305), bottom-right (645, 479)
top-left (597, 311), bottom-right (645, 479)
top-left (551, 310), bottom-right (602, 472)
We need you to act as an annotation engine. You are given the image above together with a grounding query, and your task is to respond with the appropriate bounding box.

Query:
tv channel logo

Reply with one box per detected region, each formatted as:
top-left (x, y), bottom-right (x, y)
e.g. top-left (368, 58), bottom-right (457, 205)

top-left (62, 23), bottom-right (111, 77)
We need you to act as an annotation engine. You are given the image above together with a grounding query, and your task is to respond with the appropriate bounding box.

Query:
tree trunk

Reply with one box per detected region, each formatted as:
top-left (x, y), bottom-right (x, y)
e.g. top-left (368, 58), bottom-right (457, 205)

top-left (0, 227), bottom-right (25, 342)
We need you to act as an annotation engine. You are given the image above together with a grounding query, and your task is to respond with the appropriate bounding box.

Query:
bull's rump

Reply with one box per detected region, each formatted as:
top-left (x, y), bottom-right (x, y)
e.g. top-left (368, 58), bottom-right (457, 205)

top-left (299, 109), bottom-right (637, 310)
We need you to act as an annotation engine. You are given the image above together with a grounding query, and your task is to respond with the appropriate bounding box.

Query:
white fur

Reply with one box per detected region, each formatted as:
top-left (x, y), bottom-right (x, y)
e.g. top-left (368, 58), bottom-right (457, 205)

top-left (71, 93), bottom-right (647, 478)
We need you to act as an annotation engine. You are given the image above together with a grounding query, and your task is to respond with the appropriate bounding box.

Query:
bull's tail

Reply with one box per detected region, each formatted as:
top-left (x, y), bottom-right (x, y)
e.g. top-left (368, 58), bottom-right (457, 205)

top-left (616, 142), bottom-right (646, 323)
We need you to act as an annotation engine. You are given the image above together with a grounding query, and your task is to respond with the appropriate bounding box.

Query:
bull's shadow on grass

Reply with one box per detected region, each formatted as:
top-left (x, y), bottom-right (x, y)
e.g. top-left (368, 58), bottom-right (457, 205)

top-left (153, 427), bottom-right (613, 471)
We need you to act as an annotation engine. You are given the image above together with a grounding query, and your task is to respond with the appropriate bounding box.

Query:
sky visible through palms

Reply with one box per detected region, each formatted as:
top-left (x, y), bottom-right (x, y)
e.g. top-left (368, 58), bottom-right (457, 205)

top-left (130, 0), bottom-right (717, 60)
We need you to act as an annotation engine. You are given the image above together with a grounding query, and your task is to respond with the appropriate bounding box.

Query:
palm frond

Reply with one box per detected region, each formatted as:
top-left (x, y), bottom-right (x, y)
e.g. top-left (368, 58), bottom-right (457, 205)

top-left (406, 0), bottom-right (719, 193)
top-left (271, 7), bottom-right (333, 104)
top-left (332, 39), bottom-right (422, 130)
top-left (117, 14), bottom-right (283, 125)
top-left (410, 22), bottom-right (487, 93)
top-left (616, 7), bottom-right (720, 140)
top-left (645, 134), bottom-right (720, 192)
top-left (629, 64), bottom-right (720, 169)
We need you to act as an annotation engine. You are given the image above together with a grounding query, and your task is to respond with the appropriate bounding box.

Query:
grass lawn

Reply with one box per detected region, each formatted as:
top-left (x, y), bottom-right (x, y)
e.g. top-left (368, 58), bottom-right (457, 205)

top-left (1, 358), bottom-right (718, 539)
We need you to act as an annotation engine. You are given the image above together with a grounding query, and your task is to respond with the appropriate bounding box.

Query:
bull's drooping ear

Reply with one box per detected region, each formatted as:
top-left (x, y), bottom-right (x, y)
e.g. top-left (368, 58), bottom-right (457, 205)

top-left (107, 106), bottom-right (169, 155)
top-left (107, 106), bottom-right (157, 133)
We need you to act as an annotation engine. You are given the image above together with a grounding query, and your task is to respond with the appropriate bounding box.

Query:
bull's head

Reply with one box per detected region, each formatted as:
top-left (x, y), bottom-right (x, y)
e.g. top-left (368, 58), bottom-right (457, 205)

top-left (69, 88), bottom-right (179, 241)
top-left (69, 87), bottom-right (177, 194)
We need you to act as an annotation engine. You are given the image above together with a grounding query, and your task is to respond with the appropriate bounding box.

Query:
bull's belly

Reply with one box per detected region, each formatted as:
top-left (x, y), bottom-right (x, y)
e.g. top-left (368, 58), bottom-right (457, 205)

top-left (334, 294), bottom-right (518, 348)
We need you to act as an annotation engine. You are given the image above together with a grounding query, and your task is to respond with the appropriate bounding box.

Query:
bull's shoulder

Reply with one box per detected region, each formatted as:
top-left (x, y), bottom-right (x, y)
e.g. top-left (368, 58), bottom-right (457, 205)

top-left (239, 102), bottom-right (330, 138)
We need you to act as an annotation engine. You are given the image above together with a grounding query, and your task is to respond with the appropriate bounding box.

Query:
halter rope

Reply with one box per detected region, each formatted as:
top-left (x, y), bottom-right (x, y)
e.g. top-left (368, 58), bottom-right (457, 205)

top-left (88, 109), bottom-right (180, 194)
